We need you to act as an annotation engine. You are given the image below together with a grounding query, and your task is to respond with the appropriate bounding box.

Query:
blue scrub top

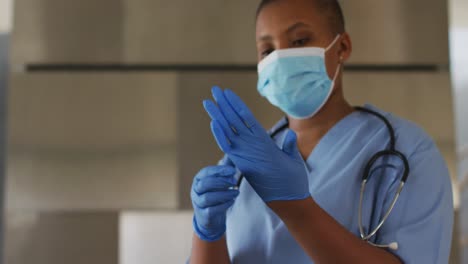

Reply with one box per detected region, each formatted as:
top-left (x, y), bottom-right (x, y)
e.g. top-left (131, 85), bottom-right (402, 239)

top-left (223, 104), bottom-right (453, 264)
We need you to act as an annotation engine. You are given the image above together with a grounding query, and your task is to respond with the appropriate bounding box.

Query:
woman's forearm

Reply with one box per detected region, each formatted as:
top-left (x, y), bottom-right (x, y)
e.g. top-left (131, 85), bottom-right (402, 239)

top-left (190, 233), bottom-right (231, 264)
top-left (269, 197), bottom-right (402, 264)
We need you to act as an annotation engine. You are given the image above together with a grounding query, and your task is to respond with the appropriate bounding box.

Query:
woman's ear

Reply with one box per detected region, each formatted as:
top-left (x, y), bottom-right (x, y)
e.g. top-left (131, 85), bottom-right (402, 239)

top-left (339, 32), bottom-right (352, 62)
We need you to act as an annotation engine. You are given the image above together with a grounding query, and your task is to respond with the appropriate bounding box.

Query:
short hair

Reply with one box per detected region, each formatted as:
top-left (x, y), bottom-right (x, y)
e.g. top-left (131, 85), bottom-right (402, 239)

top-left (256, 0), bottom-right (346, 35)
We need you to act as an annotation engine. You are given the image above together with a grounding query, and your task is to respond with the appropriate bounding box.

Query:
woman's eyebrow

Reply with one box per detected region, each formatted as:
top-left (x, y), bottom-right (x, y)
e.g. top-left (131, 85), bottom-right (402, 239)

top-left (257, 35), bottom-right (273, 43)
top-left (285, 22), bottom-right (312, 34)
top-left (257, 22), bottom-right (313, 42)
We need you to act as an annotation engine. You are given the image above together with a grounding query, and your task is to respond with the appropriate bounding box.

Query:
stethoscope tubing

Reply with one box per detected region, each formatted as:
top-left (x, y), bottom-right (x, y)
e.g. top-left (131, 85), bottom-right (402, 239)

top-left (234, 106), bottom-right (409, 250)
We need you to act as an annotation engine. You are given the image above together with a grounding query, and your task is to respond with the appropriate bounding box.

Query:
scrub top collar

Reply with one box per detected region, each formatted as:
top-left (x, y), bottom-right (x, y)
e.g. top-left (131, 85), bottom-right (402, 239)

top-left (270, 104), bottom-right (385, 172)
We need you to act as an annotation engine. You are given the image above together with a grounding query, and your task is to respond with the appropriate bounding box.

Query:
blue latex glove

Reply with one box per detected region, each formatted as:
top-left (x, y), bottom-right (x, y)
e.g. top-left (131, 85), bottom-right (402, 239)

top-left (203, 86), bottom-right (310, 203)
top-left (191, 164), bottom-right (239, 242)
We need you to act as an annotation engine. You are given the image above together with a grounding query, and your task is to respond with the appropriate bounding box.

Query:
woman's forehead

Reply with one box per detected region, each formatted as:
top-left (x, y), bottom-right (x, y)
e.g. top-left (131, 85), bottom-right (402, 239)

top-left (255, 0), bottom-right (328, 36)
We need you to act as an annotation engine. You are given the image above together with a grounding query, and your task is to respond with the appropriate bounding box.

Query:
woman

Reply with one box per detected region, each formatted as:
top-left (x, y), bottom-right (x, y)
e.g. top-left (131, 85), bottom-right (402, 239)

top-left (189, 0), bottom-right (453, 263)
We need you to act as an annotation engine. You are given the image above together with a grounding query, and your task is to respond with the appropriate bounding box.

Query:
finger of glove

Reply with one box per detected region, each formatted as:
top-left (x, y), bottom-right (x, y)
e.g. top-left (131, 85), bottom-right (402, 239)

top-left (210, 120), bottom-right (232, 153)
top-left (193, 173), bottom-right (237, 194)
top-left (194, 165), bottom-right (236, 180)
top-left (282, 129), bottom-right (301, 159)
top-left (193, 190), bottom-right (239, 209)
top-left (224, 89), bottom-right (264, 135)
top-left (217, 156), bottom-right (243, 188)
top-left (203, 99), bottom-right (235, 139)
top-left (218, 155), bottom-right (235, 167)
top-left (198, 199), bottom-right (236, 220)
top-left (211, 86), bottom-right (250, 135)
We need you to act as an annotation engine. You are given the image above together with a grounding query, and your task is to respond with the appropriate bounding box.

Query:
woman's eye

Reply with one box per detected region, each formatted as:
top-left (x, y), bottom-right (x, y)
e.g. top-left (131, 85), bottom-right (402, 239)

top-left (261, 48), bottom-right (274, 58)
top-left (292, 38), bottom-right (310, 46)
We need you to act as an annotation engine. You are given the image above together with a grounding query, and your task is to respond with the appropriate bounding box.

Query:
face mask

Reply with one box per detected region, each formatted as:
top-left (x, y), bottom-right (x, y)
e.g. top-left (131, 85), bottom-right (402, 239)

top-left (257, 35), bottom-right (341, 119)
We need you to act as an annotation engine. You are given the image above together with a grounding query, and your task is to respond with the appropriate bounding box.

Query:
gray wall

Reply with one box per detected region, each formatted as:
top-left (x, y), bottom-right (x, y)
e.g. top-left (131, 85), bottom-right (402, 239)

top-left (6, 211), bottom-right (118, 264)
top-left (7, 72), bottom-right (179, 211)
top-left (11, 0), bottom-right (449, 65)
top-left (449, 0), bottom-right (468, 262)
top-left (0, 33), bottom-right (9, 264)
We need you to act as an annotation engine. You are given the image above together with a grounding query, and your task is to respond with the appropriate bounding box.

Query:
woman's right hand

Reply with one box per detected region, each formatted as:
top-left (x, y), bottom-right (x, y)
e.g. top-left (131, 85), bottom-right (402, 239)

top-left (191, 165), bottom-right (239, 242)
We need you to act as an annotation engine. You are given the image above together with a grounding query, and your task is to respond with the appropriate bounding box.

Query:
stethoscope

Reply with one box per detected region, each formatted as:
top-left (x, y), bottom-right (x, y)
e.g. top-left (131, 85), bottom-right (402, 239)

top-left (236, 106), bottom-right (410, 251)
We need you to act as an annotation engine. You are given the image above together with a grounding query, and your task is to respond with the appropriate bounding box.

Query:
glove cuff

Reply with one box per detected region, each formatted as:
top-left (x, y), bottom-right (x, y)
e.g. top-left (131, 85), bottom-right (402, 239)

top-left (192, 216), bottom-right (226, 242)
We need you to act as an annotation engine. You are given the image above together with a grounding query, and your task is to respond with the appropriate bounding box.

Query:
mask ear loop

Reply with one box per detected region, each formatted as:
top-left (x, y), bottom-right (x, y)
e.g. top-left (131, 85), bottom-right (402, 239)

top-left (330, 59), bottom-right (342, 83)
top-left (325, 34), bottom-right (341, 52)
top-left (325, 34), bottom-right (343, 84)
top-left (301, 36), bottom-right (343, 120)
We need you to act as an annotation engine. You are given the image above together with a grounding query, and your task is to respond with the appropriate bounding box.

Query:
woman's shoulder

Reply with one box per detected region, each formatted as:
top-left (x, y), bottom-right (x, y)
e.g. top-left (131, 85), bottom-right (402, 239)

top-left (362, 104), bottom-right (436, 156)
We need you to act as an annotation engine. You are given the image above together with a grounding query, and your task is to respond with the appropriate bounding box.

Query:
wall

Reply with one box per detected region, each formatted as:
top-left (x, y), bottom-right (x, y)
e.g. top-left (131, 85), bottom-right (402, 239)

top-left (0, 0), bottom-right (13, 263)
top-left (6, 211), bottom-right (119, 264)
top-left (7, 72), bottom-right (179, 210)
top-left (449, 0), bottom-right (468, 262)
top-left (0, 36), bottom-right (7, 264)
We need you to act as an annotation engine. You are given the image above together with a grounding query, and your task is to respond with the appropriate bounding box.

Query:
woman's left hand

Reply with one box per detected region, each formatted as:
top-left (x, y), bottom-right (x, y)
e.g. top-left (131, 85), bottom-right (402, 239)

top-left (203, 86), bottom-right (310, 203)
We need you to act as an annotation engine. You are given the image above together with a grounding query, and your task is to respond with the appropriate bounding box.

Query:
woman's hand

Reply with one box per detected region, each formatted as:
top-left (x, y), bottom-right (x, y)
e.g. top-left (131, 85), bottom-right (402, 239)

top-left (191, 165), bottom-right (239, 242)
top-left (203, 86), bottom-right (310, 203)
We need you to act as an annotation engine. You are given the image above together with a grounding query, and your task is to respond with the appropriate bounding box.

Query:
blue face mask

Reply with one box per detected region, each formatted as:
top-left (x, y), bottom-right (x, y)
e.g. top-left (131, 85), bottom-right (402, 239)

top-left (257, 35), bottom-right (341, 119)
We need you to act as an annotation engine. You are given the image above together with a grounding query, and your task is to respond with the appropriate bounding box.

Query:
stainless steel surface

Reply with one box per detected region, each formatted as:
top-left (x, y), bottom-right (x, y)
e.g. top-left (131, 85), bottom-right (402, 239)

top-left (11, 0), bottom-right (125, 65)
top-left (12, 0), bottom-right (448, 65)
top-left (460, 145), bottom-right (468, 159)
top-left (122, 0), bottom-right (260, 64)
top-left (342, 0), bottom-right (449, 65)
top-left (5, 211), bottom-right (119, 264)
top-left (344, 72), bottom-right (455, 143)
top-left (11, 0), bottom-right (260, 65)
top-left (0, 33), bottom-right (9, 264)
top-left (7, 72), bottom-right (179, 210)
top-left (449, 0), bottom-right (468, 260)
top-left (459, 171), bottom-right (468, 192)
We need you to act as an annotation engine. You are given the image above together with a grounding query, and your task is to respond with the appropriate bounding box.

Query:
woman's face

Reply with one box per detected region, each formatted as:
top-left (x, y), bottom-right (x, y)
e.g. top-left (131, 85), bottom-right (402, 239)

top-left (255, 0), bottom-right (351, 80)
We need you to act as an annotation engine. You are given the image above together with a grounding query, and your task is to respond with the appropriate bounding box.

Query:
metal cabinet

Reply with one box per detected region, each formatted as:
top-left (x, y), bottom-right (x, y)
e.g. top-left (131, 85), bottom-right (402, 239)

top-left (342, 0), bottom-right (449, 64)
top-left (7, 72), bottom-right (179, 210)
top-left (11, 0), bottom-right (126, 64)
top-left (12, 0), bottom-right (448, 65)
top-left (11, 0), bottom-right (260, 65)
top-left (344, 72), bottom-right (454, 143)
top-left (5, 211), bottom-right (119, 264)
